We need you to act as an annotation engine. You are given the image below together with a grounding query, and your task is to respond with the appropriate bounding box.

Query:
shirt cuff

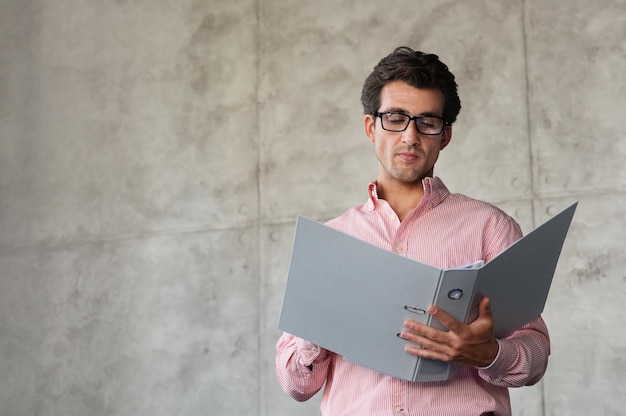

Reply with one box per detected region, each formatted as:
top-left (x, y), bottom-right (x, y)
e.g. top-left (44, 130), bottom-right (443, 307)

top-left (294, 337), bottom-right (327, 366)
top-left (477, 339), bottom-right (516, 376)
top-left (476, 339), bottom-right (502, 371)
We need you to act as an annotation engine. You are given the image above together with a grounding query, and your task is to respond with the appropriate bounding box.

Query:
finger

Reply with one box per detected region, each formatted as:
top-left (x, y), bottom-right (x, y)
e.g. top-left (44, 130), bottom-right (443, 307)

top-left (402, 323), bottom-right (455, 356)
top-left (403, 318), bottom-right (428, 333)
top-left (427, 305), bottom-right (464, 333)
top-left (403, 319), bottom-right (448, 342)
top-left (404, 342), bottom-right (453, 362)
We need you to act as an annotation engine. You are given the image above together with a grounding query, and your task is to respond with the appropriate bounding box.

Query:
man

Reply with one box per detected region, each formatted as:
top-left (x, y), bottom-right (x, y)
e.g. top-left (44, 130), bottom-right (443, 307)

top-left (276, 47), bottom-right (550, 416)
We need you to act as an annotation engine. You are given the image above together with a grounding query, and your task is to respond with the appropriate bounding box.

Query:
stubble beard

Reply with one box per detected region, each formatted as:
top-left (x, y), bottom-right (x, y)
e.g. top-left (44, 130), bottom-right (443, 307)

top-left (379, 157), bottom-right (431, 188)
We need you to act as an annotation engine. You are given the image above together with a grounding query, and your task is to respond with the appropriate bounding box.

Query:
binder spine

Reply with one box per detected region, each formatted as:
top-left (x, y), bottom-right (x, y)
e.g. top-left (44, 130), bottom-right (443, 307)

top-left (431, 268), bottom-right (479, 326)
top-left (411, 268), bottom-right (479, 381)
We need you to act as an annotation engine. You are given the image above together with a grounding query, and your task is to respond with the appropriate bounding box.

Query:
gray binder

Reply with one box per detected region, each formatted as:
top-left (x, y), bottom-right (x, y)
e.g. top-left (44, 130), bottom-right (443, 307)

top-left (278, 203), bottom-right (577, 382)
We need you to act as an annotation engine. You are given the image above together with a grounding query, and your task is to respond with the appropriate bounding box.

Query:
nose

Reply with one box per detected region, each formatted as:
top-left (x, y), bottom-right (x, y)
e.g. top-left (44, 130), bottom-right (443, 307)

top-left (401, 120), bottom-right (421, 146)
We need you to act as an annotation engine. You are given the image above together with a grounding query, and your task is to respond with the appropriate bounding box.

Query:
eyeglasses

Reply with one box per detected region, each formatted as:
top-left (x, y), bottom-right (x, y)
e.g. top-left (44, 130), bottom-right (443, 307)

top-left (374, 112), bottom-right (446, 135)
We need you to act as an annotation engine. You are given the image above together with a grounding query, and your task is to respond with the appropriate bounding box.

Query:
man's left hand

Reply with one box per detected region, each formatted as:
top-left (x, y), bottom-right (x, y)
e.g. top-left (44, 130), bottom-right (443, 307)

top-left (400, 296), bottom-right (499, 367)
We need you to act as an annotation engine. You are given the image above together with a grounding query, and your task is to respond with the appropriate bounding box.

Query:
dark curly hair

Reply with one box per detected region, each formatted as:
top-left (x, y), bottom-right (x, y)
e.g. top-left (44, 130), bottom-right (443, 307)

top-left (361, 47), bottom-right (461, 125)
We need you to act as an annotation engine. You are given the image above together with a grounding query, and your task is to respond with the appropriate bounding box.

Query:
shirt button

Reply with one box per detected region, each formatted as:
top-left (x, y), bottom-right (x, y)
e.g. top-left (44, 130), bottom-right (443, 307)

top-left (311, 346), bottom-right (318, 353)
top-left (395, 244), bottom-right (403, 253)
top-left (394, 406), bottom-right (403, 413)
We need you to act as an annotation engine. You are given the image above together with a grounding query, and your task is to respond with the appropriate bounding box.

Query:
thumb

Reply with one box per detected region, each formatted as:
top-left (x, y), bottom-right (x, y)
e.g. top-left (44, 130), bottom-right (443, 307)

top-left (479, 296), bottom-right (493, 319)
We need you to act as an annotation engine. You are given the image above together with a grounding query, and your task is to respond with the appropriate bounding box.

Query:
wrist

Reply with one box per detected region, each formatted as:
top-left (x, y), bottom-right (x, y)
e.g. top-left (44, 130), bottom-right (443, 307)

top-left (478, 339), bottom-right (501, 369)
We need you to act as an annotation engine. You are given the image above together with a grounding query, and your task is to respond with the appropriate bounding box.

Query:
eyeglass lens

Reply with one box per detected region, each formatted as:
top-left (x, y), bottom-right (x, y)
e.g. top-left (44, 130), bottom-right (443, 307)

top-left (380, 113), bottom-right (443, 134)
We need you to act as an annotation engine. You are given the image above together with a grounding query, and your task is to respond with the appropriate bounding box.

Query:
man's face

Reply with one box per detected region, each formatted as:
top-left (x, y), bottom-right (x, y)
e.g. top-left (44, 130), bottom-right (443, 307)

top-left (364, 81), bottom-right (451, 189)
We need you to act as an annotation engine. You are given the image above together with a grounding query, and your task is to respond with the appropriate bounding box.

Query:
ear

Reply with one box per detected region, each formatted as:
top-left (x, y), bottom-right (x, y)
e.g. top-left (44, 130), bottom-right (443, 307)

top-left (440, 125), bottom-right (452, 150)
top-left (364, 114), bottom-right (376, 143)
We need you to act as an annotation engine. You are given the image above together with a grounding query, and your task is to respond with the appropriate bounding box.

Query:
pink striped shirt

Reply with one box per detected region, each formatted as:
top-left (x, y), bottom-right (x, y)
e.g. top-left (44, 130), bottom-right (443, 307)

top-left (276, 177), bottom-right (550, 416)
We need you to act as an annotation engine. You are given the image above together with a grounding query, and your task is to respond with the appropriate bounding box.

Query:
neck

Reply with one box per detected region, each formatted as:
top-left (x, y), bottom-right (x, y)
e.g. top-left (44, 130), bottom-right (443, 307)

top-left (376, 179), bottom-right (426, 222)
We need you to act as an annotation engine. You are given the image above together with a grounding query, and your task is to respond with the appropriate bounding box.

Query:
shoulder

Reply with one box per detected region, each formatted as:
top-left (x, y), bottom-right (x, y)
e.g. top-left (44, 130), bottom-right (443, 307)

top-left (448, 193), bottom-right (523, 260)
top-left (324, 204), bottom-right (370, 233)
top-left (445, 192), bottom-right (517, 224)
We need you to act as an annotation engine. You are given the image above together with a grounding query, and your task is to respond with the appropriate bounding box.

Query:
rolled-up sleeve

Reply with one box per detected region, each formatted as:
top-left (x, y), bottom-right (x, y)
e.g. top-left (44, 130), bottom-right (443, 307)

top-left (275, 332), bottom-right (332, 401)
top-left (478, 316), bottom-right (550, 387)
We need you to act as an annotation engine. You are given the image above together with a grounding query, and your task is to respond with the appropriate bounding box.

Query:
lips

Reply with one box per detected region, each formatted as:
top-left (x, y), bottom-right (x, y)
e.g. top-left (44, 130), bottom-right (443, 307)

top-left (397, 152), bottom-right (419, 162)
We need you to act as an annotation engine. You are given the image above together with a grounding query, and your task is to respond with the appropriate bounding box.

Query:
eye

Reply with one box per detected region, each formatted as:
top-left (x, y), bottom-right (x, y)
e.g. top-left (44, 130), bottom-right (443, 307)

top-left (385, 113), bottom-right (408, 124)
top-left (417, 117), bottom-right (443, 129)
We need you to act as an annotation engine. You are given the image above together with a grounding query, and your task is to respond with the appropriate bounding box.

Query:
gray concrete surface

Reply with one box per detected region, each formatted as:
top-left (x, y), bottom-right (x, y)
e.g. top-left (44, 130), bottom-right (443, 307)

top-left (1, 1), bottom-right (624, 415)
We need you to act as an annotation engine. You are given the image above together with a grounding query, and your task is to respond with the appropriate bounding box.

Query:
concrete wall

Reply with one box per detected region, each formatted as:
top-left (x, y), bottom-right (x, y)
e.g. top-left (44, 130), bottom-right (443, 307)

top-left (1, 1), bottom-right (624, 415)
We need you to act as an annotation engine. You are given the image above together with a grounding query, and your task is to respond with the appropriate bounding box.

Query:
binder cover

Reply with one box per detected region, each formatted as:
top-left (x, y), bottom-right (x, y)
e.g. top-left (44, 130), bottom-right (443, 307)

top-left (278, 203), bottom-right (577, 382)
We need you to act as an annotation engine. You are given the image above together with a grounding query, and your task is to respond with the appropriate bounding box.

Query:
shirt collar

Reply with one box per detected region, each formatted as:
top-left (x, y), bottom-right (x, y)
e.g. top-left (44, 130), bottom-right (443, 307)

top-left (366, 176), bottom-right (450, 212)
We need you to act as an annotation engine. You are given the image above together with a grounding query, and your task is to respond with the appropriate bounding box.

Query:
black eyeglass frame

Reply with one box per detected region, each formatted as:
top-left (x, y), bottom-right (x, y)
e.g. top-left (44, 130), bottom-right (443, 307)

top-left (373, 111), bottom-right (448, 135)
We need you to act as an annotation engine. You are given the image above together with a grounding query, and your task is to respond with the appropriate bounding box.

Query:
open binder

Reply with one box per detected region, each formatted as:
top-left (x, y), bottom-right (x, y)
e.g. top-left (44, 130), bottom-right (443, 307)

top-left (278, 203), bottom-right (577, 382)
